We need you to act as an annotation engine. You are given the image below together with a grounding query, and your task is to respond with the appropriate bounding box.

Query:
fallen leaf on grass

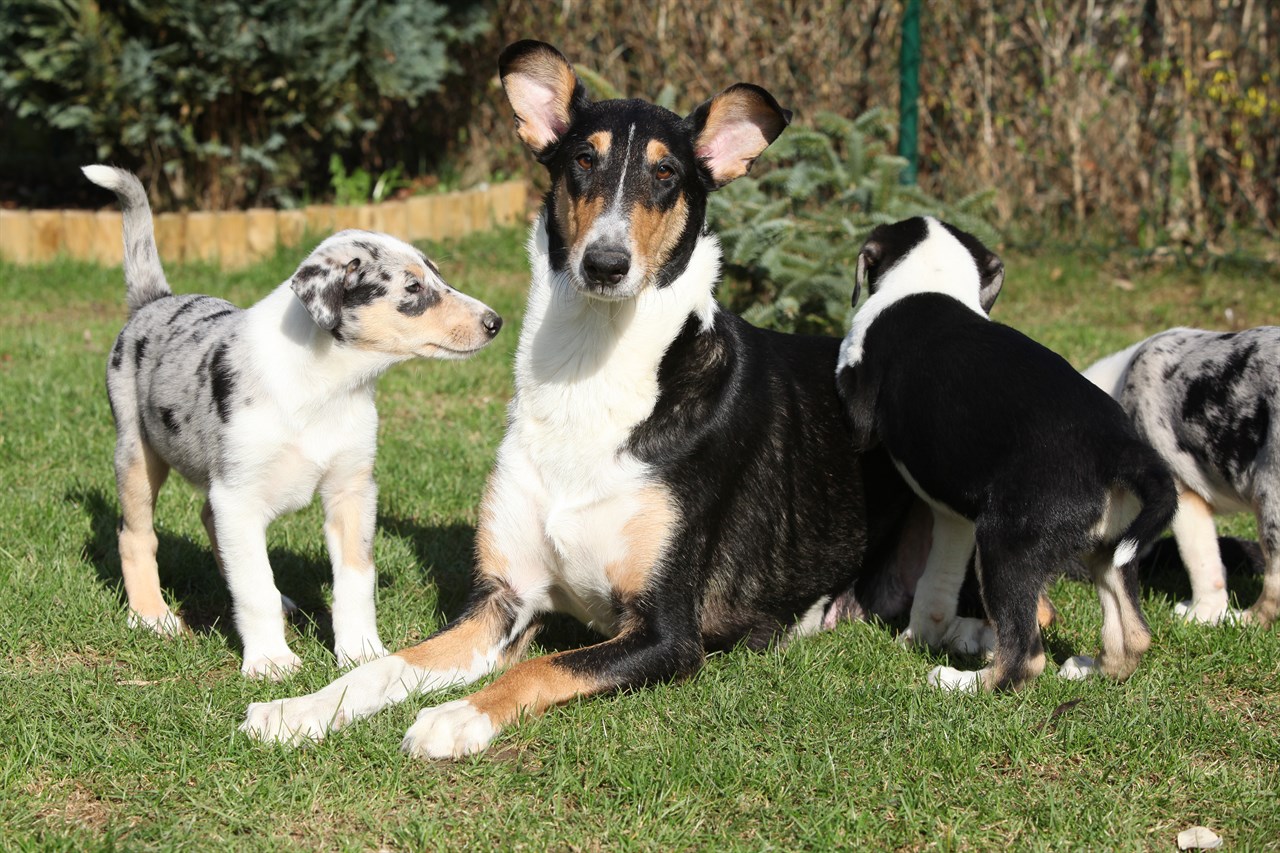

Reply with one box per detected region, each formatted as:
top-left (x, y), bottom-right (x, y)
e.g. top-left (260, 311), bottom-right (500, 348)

top-left (1177, 826), bottom-right (1222, 850)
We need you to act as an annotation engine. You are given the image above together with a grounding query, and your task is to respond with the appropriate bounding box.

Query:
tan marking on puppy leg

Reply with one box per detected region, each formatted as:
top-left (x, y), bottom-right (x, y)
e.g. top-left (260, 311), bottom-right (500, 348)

top-left (467, 653), bottom-right (600, 729)
top-left (630, 195), bottom-right (688, 277)
top-left (117, 442), bottom-right (170, 620)
top-left (587, 130), bottom-right (612, 158)
top-left (1037, 594), bottom-right (1058, 629)
top-left (604, 486), bottom-right (676, 603)
top-left (474, 480), bottom-right (510, 581)
top-left (324, 469), bottom-right (375, 571)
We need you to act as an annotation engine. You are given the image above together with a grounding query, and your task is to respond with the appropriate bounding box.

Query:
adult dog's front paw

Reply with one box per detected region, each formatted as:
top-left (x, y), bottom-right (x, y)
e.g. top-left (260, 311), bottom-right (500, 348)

top-left (401, 699), bottom-right (496, 759)
top-left (241, 692), bottom-right (349, 744)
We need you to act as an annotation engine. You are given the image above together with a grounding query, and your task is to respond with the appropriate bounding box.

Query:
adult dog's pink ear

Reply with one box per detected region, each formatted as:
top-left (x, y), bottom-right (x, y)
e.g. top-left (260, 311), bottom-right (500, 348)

top-left (499, 40), bottom-right (587, 156)
top-left (687, 84), bottom-right (791, 188)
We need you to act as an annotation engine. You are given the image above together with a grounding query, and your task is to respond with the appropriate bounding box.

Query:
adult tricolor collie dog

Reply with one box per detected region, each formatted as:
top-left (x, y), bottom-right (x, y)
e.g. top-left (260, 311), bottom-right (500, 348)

top-left (243, 40), bottom-right (905, 756)
top-left (836, 217), bottom-right (1177, 692)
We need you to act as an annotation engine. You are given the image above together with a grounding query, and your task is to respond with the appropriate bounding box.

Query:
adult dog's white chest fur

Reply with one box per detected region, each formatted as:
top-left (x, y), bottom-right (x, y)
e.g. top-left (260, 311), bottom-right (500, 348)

top-left (486, 219), bottom-right (717, 628)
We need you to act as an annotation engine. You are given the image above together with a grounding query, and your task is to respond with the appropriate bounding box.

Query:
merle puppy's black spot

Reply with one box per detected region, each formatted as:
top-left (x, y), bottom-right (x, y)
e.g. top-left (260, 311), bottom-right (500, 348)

top-left (208, 343), bottom-right (236, 423)
top-left (159, 407), bottom-right (180, 434)
top-left (418, 253), bottom-right (441, 277)
top-left (292, 264), bottom-right (325, 284)
top-left (197, 310), bottom-right (235, 324)
top-left (134, 336), bottom-right (148, 369)
top-left (110, 336), bottom-right (125, 370)
top-left (397, 288), bottom-right (441, 317)
top-left (166, 296), bottom-right (210, 325)
top-left (353, 240), bottom-right (383, 262)
top-left (343, 275), bottom-right (387, 310)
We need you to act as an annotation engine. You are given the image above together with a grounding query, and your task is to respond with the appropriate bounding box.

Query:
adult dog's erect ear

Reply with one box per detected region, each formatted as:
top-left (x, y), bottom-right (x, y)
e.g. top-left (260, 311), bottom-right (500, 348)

top-left (499, 40), bottom-right (589, 158)
top-left (290, 252), bottom-right (361, 331)
top-left (687, 83), bottom-right (791, 188)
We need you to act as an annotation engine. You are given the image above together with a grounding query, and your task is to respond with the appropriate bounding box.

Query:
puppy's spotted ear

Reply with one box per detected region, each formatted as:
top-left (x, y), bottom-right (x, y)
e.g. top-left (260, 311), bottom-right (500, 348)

top-left (290, 253), bottom-right (361, 331)
top-left (978, 252), bottom-right (1004, 313)
top-left (687, 84), bottom-right (791, 188)
top-left (499, 40), bottom-right (589, 159)
top-left (853, 239), bottom-right (883, 306)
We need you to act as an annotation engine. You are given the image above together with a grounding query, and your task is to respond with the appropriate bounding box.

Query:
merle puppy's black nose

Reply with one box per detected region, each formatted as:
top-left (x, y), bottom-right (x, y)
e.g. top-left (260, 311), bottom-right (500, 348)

top-left (582, 249), bottom-right (630, 286)
top-left (482, 311), bottom-right (503, 338)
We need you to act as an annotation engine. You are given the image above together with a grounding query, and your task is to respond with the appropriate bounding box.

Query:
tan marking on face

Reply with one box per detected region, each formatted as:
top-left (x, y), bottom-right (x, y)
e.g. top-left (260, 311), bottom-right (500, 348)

top-left (349, 287), bottom-right (489, 358)
top-left (467, 652), bottom-right (601, 728)
top-left (630, 195), bottom-right (688, 279)
top-left (587, 130), bottom-right (612, 158)
top-left (604, 486), bottom-right (676, 604)
top-left (407, 264), bottom-right (426, 282)
top-left (553, 180), bottom-right (606, 258)
top-left (324, 468), bottom-right (375, 570)
top-left (1036, 594), bottom-right (1058, 629)
top-left (646, 139), bottom-right (669, 163)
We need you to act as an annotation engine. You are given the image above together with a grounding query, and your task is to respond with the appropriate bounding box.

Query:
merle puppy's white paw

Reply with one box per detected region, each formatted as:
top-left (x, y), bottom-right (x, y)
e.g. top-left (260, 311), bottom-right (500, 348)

top-left (128, 609), bottom-right (188, 637)
top-left (401, 699), bottom-right (496, 759)
top-left (335, 639), bottom-right (390, 669)
top-left (241, 649), bottom-right (303, 681)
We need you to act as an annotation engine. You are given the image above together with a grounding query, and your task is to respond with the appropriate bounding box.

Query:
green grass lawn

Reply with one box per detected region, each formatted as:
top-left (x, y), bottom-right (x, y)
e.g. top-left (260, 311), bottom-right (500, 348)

top-left (1, 230), bottom-right (1277, 850)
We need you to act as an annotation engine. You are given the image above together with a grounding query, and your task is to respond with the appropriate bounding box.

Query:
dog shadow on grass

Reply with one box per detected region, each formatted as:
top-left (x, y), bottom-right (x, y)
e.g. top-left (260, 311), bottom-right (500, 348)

top-left (69, 486), bottom-right (356, 654)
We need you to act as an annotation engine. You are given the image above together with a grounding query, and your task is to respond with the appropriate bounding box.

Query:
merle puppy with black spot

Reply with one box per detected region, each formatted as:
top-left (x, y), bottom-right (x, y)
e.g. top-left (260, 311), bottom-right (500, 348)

top-left (1085, 327), bottom-right (1280, 627)
top-left (836, 216), bottom-right (1177, 692)
top-left (86, 165), bottom-right (502, 679)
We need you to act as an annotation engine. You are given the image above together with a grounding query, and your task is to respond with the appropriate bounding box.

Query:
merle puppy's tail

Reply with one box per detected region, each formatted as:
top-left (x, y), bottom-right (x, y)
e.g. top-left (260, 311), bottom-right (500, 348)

top-left (1111, 445), bottom-right (1178, 567)
top-left (82, 165), bottom-right (171, 314)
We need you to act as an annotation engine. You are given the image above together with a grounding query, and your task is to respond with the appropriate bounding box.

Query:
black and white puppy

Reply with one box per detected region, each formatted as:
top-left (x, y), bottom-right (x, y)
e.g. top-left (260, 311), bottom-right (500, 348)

top-left (243, 40), bottom-right (910, 756)
top-left (1084, 327), bottom-right (1280, 627)
top-left (836, 217), bottom-right (1177, 691)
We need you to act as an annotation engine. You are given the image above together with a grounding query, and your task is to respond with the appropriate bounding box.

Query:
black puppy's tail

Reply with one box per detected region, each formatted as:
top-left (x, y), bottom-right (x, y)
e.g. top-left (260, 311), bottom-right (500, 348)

top-left (82, 165), bottom-right (172, 315)
top-left (1110, 446), bottom-right (1178, 568)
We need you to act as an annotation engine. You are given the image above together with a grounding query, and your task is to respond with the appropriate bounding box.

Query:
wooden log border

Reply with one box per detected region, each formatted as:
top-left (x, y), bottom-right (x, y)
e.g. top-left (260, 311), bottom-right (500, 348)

top-left (0, 181), bottom-right (529, 269)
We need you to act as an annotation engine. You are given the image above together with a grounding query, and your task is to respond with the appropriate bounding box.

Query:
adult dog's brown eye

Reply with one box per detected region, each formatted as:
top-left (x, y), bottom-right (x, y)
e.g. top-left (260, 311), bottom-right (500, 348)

top-left (576, 153), bottom-right (593, 172)
top-left (655, 164), bottom-right (674, 181)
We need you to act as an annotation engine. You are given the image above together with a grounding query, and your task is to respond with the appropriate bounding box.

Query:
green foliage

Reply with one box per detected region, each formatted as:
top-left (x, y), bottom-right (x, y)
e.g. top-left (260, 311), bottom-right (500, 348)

top-left (0, 0), bottom-right (486, 209)
top-left (710, 110), bottom-right (996, 335)
top-left (327, 155), bottom-right (405, 206)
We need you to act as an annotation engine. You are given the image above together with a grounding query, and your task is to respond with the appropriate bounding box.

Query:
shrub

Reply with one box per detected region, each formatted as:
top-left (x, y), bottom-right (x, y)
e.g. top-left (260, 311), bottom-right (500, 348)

top-left (0, 0), bottom-right (487, 210)
top-left (710, 110), bottom-right (996, 335)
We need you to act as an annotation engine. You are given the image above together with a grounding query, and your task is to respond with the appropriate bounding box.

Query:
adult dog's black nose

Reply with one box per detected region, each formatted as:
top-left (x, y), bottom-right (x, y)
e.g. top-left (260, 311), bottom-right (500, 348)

top-left (582, 249), bottom-right (630, 287)
top-left (482, 311), bottom-right (503, 338)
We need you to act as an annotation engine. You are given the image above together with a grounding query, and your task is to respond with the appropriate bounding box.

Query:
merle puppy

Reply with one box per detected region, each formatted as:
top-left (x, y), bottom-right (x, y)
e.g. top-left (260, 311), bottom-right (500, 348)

top-left (1085, 327), bottom-right (1280, 627)
top-left (836, 216), bottom-right (1176, 691)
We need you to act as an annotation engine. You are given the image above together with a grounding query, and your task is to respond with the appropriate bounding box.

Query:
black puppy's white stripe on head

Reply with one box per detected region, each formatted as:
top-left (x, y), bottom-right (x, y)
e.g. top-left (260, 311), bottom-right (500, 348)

top-left (838, 216), bottom-right (1004, 373)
